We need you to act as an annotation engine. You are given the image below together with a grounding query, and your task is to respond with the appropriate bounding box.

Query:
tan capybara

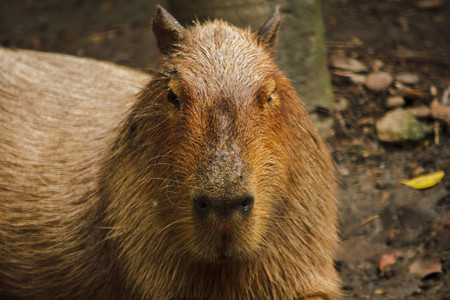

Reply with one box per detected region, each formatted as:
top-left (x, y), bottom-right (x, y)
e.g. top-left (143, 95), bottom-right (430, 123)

top-left (0, 6), bottom-right (339, 300)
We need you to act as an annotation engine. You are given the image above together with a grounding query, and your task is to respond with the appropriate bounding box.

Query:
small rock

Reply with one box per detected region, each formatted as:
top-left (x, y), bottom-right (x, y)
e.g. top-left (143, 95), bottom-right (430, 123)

top-left (430, 85), bottom-right (438, 96)
top-left (332, 70), bottom-right (366, 85)
top-left (310, 112), bottom-right (334, 138)
top-left (386, 96), bottom-right (405, 108)
top-left (406, 106), bottom-right (431, 118)
top-left (356, 117), bottom-right (374, 126)
top-left (333, 97), bottom-right (349, 111)
top-left (350, 36), bottom-right (363, 46)
top-left (371, 59), bottom-right (384, 72)
top-left (395, 72), bottom-right (420, 85)
top-left (349, 73), bottom-right (367, 85)
top-left (366, 72), bottom-right (394, 92)
top-left (376, 108), bottom-right (431, 142)
top-left (374, 289), bottom-right (383, 295)
top-left (442, 86), bottom-right (450, 105)
top-left (337, 165), bottom-right (350, 176)
top-left (431, 99), bottom-right (450, 125)
top-left (330, 55), bottom-right (368, 73)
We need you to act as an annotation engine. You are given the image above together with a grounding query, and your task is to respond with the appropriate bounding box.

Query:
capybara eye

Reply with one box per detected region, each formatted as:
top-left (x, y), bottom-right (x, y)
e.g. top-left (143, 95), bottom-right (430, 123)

top-left (167, 88), bottom-right (180, 109)
top-left (264, 80), bottom-right (277, 105)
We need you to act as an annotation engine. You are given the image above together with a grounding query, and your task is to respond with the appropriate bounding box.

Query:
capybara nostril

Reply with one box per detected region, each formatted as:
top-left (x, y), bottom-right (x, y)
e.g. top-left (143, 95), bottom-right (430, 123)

top-left (192, 195), bottom-right (209, 216)
top-left (192, 194), bottom-right (254, 218)
top-left (239, 195), bottom-right (254, 215)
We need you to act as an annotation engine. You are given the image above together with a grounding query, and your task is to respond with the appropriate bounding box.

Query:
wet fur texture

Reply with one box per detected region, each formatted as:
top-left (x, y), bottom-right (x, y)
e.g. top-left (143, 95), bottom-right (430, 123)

top-left (0, 10), bottom-right (339, 300)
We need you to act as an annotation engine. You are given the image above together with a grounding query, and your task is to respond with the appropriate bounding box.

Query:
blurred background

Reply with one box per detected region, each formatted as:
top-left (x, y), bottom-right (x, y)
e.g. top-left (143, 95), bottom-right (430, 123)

top-left (1, 0), bottom-right (449, 299)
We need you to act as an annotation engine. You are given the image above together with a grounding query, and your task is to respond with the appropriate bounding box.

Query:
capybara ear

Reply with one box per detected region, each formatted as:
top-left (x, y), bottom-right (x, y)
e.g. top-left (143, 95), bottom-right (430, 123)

top-left (152, 5), bottom-right (185, 55)
top-left (257, 6), bottom-right (281, 53)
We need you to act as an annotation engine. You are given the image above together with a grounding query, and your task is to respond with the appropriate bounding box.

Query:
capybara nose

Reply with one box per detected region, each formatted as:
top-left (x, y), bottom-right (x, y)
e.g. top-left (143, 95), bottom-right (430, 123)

top-left (192, 194), bottom-right (254, 218)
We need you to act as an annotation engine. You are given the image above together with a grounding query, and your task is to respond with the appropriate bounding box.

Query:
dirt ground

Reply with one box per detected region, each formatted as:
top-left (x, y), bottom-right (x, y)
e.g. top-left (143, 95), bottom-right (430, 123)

top-left (1, 0), bottom-right (449, 299)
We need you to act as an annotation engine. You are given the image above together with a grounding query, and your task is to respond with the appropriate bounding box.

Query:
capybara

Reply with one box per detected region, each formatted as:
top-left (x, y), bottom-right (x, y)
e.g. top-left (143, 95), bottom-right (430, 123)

top-left (0, 6), bottom-right (339, 300)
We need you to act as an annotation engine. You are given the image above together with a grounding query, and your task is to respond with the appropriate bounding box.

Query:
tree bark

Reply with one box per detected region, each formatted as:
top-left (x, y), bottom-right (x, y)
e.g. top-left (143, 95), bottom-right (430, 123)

top-left (168, 0), bottom-right (333, 116)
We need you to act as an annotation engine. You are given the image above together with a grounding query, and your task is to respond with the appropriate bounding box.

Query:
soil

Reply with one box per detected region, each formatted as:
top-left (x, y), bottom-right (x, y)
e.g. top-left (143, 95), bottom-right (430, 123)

top-left (1, 0), bottom-right (449, 299)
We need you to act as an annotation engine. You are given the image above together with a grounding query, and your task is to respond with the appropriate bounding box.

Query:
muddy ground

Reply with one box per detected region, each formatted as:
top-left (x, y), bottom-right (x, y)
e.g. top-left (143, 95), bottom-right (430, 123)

top-left (1, 0), bottom-right (449, 299)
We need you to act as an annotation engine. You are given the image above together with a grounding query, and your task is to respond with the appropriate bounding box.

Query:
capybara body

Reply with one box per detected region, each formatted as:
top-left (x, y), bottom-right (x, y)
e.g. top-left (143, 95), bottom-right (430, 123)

top-left (0, 6), bottom-right (339, 300)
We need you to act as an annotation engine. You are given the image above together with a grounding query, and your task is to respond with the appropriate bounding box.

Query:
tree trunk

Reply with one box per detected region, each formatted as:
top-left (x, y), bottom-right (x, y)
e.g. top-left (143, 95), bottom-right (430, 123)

top-left (168, 0), bottom-right (333, 135)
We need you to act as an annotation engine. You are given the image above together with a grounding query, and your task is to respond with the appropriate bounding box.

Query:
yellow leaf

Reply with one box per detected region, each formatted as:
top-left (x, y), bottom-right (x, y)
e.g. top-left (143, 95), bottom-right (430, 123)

top-left (401, 170), bottom-right (445, 189)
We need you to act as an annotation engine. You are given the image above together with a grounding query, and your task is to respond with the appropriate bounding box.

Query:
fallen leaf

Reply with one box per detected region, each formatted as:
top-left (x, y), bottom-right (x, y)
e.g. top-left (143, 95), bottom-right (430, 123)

top-left (417, 0), bottom-right (444, 9)
top-left (356, 117), bottom-right (374, 126)
top-left (393, 82), bottom-right (426, 99)
top-left (101, 1), bottom-right (112, 11)
top-left (445, 220), bottom-right (450, 228)
top-left (379, 253), bottom-right (397, 273)
top-left (401, 170), bottom-right (445, 189)
top-left (409, 256), bottom-right (442, 278)
top-left (89, 33), bottom-right (104, 44)
top-left (411, 166), bottom-right (425, 177)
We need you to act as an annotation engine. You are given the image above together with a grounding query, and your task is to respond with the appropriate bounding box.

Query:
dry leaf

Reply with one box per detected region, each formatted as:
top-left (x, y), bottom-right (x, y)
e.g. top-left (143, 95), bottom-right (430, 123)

top-left (89, 33), bottom-right (104, 44)
top-left (379, 253), bottom-right (397, 271)
top-left (401, 170), bottom-right (445, 189)
top-left (409, 256), bottom-right (442, 278)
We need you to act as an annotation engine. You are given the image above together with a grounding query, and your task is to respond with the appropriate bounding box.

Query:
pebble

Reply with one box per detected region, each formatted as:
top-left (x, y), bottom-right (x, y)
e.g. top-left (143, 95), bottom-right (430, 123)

top-left (330, 55), bottom-right (368, 73)
top-left (310, 112), bottom-right (335, 138)
top-left (406, 106), bottom-right (431, 118)
top-left (334, 97), bottom-right (349, 111)
top-left (349, 73), bottom-right (367, 85)
top-left (395, 73), bottom-right (420, 85)
top-left (366, 72), bottom-right (393, 92)
top-left (386, 96), bottom-right (405, 108)
top-left (430, 99), bottom-right (450, 124)
top-left (430, 85), bottom-right (438, 96)
top-left (332, 70), bottom-right (366, 85)
top-left (376, 108), bottom-right (431, 142)
top-left (371, 59), bottom-right (384, 72)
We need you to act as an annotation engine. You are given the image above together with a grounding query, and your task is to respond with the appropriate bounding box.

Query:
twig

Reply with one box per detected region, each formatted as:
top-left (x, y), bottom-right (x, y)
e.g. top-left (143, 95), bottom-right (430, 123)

top-left (344, 213), bottom-right (380, 237)
top-left (434, 121), bottom-right (440, 145)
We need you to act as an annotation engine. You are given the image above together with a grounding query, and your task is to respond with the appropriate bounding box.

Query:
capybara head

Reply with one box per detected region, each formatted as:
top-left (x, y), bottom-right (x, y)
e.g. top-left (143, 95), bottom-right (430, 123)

top-left (102, 6), bottom-right (337, 296)
top-left (151, 7), bottom-right (286, 262)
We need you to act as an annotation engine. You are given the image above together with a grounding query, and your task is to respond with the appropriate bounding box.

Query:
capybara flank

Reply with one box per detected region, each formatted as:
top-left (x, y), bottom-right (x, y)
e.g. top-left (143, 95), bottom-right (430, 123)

top-left (0, 6), bottom-right (339, 300)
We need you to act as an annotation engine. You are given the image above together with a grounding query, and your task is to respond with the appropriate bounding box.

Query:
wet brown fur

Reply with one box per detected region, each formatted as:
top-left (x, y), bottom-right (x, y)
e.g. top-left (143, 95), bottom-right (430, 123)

top-left (0, 7), bottom-right (339, 300)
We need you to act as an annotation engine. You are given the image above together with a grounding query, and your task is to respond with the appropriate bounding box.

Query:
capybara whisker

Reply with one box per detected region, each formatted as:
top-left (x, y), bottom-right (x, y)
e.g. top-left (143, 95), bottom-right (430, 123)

top-left (160, 217), bottom-right (193, 234)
